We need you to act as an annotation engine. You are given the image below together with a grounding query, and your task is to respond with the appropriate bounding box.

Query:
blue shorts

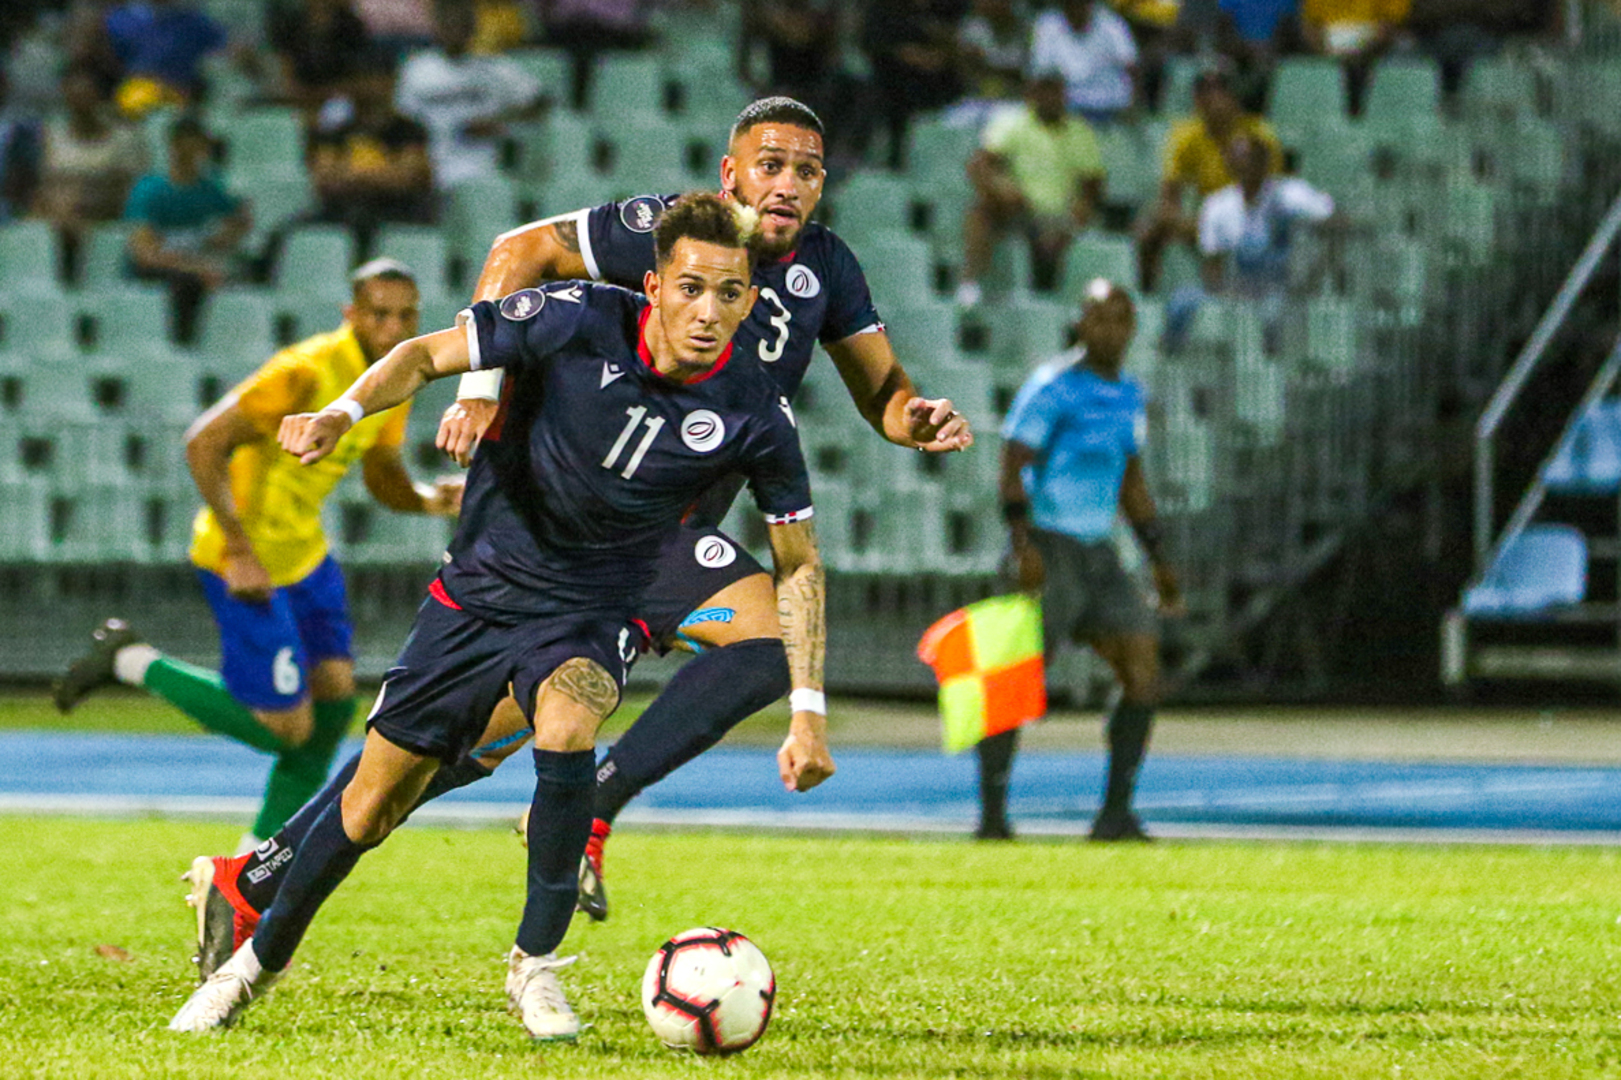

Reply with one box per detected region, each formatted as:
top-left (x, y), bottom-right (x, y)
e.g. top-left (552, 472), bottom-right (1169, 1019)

top-left (197, 556), bottom-right (354, 712)
top-left (366, 580), bottom-right (636, 764)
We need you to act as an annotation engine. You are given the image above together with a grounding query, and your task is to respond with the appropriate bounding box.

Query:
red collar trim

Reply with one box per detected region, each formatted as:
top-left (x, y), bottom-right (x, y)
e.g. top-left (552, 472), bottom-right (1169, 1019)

top-left (637, 305), bottom-right (734, 384)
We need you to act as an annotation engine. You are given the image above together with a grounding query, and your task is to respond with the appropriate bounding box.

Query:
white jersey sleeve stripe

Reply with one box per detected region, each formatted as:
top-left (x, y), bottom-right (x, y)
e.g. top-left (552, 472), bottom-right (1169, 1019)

top-left (493, 208), bottom-right (602, 281)
top-left (457, 308), bottom-right (483, 370)
top-left (764, 506), bottom-right (815, 525)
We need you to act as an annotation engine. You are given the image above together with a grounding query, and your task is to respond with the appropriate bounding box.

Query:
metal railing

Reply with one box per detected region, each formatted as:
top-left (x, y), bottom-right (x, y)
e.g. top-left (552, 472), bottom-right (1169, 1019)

top-left (1471, 190), bottom-right (1621, 577)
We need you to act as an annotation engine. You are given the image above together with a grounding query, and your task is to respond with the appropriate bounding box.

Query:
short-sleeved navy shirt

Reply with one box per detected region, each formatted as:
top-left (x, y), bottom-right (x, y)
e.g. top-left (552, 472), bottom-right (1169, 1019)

top-left (567, 194), bottom-right (884, 401)
top-left (444, 281), bottom-right (813, 621)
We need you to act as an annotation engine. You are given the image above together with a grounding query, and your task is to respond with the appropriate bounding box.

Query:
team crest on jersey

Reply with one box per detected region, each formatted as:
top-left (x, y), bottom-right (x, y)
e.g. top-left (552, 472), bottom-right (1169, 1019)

top-left (621, 195), bottom-right (667, 234)
top-left (680, 410), bottom-right (725, 452)
top-left (785, 264), bottom-right (821, 299)
top-left (500, 288), bottom-right (546, 320)
top-left (694, 535), bottom-right (737, 568)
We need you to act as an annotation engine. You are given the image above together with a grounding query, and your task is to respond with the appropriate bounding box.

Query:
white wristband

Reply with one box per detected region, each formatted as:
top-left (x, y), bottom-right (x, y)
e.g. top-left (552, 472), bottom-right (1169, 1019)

top-left (789, 688), bottom-right (826, 716)
top-left (328, 398), bottom-right (365, 426)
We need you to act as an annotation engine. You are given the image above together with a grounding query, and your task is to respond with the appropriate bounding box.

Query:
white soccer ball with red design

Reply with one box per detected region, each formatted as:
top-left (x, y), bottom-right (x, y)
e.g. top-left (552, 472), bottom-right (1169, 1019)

top-left (641, 927), bottom-right (775, 1054)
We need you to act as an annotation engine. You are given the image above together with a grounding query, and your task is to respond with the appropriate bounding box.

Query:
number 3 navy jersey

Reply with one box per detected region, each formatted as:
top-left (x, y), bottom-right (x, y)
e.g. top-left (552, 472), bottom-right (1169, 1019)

top-left (442, 281), bottom-right (813, 622)
top-left (563, 194), bottom-right (884, 401)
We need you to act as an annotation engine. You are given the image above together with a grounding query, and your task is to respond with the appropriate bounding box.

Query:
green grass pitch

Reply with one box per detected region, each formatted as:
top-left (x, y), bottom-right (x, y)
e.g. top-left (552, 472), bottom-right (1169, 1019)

top-left (3, 818), bottom-right (1620, 1078)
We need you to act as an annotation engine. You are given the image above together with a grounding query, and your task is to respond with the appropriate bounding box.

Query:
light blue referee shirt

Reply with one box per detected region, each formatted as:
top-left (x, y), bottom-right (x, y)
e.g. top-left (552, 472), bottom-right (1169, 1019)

top-left (1001, 349), bottom-right (1146, 542)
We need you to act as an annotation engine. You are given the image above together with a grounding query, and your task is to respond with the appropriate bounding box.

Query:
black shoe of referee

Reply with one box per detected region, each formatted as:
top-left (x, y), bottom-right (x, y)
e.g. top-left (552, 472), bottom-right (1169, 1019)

top-left (1089, 810), bottom-right (1152, 842)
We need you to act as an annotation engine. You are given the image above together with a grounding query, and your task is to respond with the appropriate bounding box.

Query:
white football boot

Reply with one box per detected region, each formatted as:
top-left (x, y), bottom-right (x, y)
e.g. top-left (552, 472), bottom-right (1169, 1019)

top-left (505, 947), bottom-right (580, 1041)
top-left (168, 940), bottom-right (281, 1032)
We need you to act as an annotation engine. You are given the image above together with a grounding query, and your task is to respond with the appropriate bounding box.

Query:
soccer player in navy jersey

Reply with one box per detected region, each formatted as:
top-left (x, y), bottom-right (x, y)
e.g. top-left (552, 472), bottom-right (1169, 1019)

top-left (178, 96), bottom-right (972, 956)
top-left (168, 195), bottom-right (831, 1039)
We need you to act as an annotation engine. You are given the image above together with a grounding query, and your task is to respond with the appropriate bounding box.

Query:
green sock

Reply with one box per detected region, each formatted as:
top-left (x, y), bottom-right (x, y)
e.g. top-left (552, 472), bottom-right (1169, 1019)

top-left (143, 658), bottom-right (287, 755)
top-left (252, 697), bottom-right (355, 840)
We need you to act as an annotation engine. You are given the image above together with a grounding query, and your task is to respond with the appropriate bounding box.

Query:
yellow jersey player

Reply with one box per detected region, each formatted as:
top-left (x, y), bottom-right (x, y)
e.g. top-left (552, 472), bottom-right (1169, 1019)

top-left (55, 259), bottom-right (462, 862)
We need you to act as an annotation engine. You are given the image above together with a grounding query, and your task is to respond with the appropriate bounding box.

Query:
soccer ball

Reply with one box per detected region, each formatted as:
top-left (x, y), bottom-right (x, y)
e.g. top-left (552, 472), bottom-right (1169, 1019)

top-left (641, 927), bottom-right (775, 1054)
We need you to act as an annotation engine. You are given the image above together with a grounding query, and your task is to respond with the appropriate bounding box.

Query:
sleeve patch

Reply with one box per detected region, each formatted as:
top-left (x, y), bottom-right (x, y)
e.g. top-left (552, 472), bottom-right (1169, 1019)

top-left (619, 195), bottom-right (668, 234)
top-left (499, 288), bottom-right (546, 321)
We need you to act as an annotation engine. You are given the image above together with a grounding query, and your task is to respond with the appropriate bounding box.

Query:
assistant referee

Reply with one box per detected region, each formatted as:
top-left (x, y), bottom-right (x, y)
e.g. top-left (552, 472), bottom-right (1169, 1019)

top-left (982, 278), bottom-right (1182, 841)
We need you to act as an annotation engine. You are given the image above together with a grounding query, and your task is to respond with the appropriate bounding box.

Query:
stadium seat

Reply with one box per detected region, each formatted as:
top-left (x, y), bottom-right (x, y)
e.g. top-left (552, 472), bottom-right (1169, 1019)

top-left (1439, 181), bottom-right (1497, 261)
top-left (226, 109), bottom-right (306, 181)
top-left (1461, 57), bottom-right (1538, 120)
top-left (1463, 524), bottom-right (1587, 617)
top-left (1545, 401), bottom-right (1621, 495)
top-left (0, 478), bottom-right (50, 561)
top-left (906, 121), bottom-right (979, 189)
top-left (508, 48), bottom-right (572, 106)
top-left (275, 227), bottom-right (353, 299)
top-left (238, 175), bottom-right (314, 254)
top-left (0, 221), bottom-right (59, 292)
top-left (1157, 54), bottom-right (1200, 117)
top-left (79, 223), bottom-right (136, 290)
top-left (195, 289), bottom-right (278, 365)
top-left (1059, 235), bottom-right (1136, 302)
top-left (980, 237), bottom-right (1033, 301)
top-left (879, 301), bottom-right (959, 365)
top-left (445, 173), bottom-right (519, 278)
top-left (589, 55), bottom-right (667, 120)
top-left (847, 229), bottom-right (934, 306)
top-left (833, 173), bottom-right (918, 243)
top-left (373, 225), bottom-right (454, 298)
top-left (513, 111), bottom-right (596, 187)
top-left (1362, 60), bottom-right (1441, 130)
top-left (1306, 297), bottom-right (1359, 373)
top-left (1094, 123), bottom-right (1155, 207)
top-left (1269, 58), bottom-right (1346, 127)
top-left (0, 291), bottom-right (78, 361)
top-left (82, 285), bottom-right (171, 352)
top-left (276, 291), bottom-right (346, 344)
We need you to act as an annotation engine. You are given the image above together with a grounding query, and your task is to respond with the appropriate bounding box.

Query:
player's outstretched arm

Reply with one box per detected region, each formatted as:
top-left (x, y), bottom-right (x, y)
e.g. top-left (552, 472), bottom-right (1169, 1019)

top-left (437, 215), bottom-right (594, 465)
top-left (825, 330), bottom-right (974, 452)
top-left (766, 518), bottom-right (834, 793)
top-left (1120, 456), bottom-right (1183, 615)
top-left (280, 325), bottom-right (470, 465)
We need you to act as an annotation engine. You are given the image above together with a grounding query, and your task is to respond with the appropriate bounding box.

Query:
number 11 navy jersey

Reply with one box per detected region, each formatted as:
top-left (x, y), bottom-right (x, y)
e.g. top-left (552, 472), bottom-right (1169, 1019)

top-left (442, 281), bottom-right (813, 621)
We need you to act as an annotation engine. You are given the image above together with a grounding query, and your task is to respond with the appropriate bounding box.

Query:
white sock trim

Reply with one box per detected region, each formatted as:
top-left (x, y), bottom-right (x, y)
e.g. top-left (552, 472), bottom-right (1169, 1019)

top-left (113, 644), bottom-right (161, 686)
top-left (236, 940), bottom-right (264, 981)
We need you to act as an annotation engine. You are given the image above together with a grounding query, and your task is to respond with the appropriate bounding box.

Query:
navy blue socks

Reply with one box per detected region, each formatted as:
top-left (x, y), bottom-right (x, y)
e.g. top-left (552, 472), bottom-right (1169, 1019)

top-left (515, 748), bottom-right (597, 957)
top-left (1102, 701), bottom-right (1154, 817)
top-left (593, 638), bottom-right (790, 825)
top-left (251, 798), bottom-right (378, 973)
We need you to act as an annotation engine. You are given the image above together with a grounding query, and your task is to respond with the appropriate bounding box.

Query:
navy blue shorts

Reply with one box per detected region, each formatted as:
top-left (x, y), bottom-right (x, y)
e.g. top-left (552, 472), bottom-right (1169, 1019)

top-left (639, 524), bottom-right (769, 653)
top-left (197, 556), bottom-right (353, 711)
top-left (366, 580), bottom-right (638, 763)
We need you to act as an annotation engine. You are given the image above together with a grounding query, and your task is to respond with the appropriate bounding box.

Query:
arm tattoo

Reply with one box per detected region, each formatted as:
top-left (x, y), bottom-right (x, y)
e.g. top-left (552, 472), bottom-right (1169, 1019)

top-left (553, 219), bottom-right (581, 253)
top-left (776, 539), bottom-right (826, 690)
top-left (548, 657), bottom-right (619, 719)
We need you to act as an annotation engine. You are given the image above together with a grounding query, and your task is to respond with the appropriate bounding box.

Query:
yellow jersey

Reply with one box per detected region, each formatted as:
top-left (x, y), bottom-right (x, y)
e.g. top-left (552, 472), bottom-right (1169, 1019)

top-left (1163, 114), bottom-right (1284, 197)
top-left (190, 325), bottom-right (410, 587)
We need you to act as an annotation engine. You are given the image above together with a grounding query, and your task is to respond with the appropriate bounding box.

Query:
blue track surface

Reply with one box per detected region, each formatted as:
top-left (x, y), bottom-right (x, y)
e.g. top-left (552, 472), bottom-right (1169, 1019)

top-left (4, 731), bottom-right (1620, 842)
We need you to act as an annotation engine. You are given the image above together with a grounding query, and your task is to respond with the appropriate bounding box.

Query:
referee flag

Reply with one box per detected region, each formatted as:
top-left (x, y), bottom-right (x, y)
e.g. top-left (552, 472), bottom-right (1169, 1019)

top-left (917, 594), bottom-right (1046, 754)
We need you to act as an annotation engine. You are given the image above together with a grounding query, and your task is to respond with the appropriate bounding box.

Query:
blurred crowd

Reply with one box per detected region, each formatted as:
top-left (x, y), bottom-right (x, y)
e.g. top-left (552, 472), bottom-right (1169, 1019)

top-left (0, 0), bottom-right (1576, 340)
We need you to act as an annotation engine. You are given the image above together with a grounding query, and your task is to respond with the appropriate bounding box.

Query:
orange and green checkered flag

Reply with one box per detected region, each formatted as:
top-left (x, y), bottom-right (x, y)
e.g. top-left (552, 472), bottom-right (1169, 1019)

top-left (916, 594), bottom-right (1046, 754)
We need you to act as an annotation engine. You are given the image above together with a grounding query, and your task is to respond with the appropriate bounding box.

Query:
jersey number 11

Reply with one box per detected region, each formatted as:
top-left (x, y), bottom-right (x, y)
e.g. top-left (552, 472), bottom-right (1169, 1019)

top-left (603, 406), bottom-right (666, 479)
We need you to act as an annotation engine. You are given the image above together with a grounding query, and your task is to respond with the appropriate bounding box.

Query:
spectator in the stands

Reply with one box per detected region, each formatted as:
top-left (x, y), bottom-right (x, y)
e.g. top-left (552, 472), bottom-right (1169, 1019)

top-left (93, 0), bottom-right (229, 117)
top-left (268, 0), bottom-right (378, 110)
top-left (739, 1), bottom-right (868, 172)
top-left (1028, 0), bottom-right (1137, 124)
top-left (861, 0), bottom-right (965, 170)
top-left (1215, 0), bottom-right (1301, 110)
top-left (395, 0), bottom-right (541, 190)
top-left (956, 70), bottom-right (1105, 306)
top-left (308, 65), bottom-right (436, 255)
top-left (124, 114), bottom-right (251, 343)
top-left (469, 0), bottom-right (531, 53)
top-left (1299, 0), bottom-right (1409, 116)
top-left (544, 0), bottom-right (657, 110)
top-left (1164, 133), bottom-right (1336, 351)
top-left (0, 67), bottom-right (43, 225)
top-left (948, 0), bottom-right (1029, 127)
top-left (1407, 0), bottom-right (1562, 107)
top-left (352, 0), bottom-right (437, 56)
top-left (1110, 0), bottom-right (1182, 112)
top-left (34, 65), bottom-right (148, 277)
top-left (1135, 63), bottom-right (1279, 293)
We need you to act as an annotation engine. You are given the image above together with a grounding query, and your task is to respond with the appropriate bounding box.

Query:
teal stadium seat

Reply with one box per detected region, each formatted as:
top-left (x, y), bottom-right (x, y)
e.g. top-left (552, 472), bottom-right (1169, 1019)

top-left (588, 55), bottom-right (666, 121)
top-left (446, 173), bottom-right (519, 279)
top-left (277, 291), bottom-right (346, 345)
top-left (0, 221), bottom-right (59, 293)
top-left (509, 48), bottom-right (572, 106)
top-left (83, 285), bottom-right (171, 352)
top-left (1157, 54), bottom-right (1200, 117)
top-left (1461, 57), bottom-right (1537, 120)
top-left (196, 289), bottom-right (278, 365)
top-left (1094, 123), bottom-right (1156, 207)
top-left (238, 175), bottom-right (314, 254)
top-left (373, 225), bottom-right (454, 299)
top-left (514, 111), bottom-right (594, 187)
top-left (847, 229), bottom-right (934, 306)
top-left (906, 121), bottom-right (979, 190)
top-left (0, 478), bottom-right (50, 561)
top-left (1306, 296), bottom-right (1359, 374)
top-left (226, 109), bottom-right (306, 180)
top-left (1362, 59), bottom-right (1441, 131)
top-left (1269, 58), bottom-right (1346, 128)
top-left (833, 173), bottom-right (918, 243)
top-left (80, 222), bottom-right (136, 289)
top-left (1059, 235), bottom-right (1136, 301)
top-left (275, 226), bottom-right (353, 300)
top-left (0, 291), bottom-right (77, 361)
top-left (879, 301), bottom-right (959, 364)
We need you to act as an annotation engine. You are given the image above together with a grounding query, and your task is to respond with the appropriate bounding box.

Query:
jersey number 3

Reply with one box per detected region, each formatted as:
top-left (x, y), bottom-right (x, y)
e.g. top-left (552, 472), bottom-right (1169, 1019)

top-left (757, 287), bottom-right (791, 363)
top-left (603, 406), bottom-right (666, 479)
